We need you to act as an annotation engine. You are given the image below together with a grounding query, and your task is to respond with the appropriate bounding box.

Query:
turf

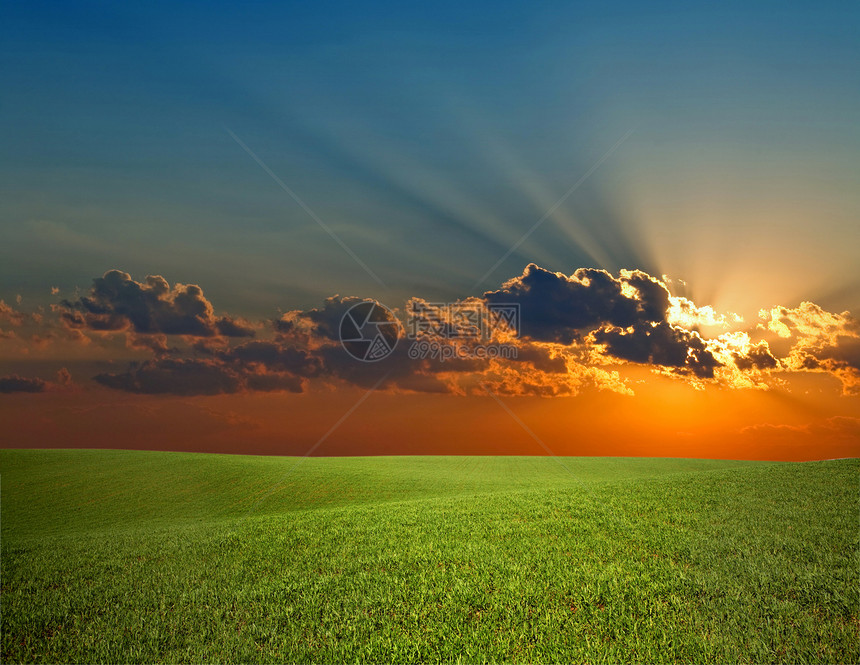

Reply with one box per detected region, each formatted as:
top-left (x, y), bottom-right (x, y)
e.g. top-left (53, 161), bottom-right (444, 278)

top-left (1, 450), bottom-right (857, 663)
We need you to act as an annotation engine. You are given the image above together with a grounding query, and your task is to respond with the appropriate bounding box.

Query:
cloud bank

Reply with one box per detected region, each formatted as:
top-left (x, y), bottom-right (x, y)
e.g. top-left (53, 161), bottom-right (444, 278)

top-left (3, 266), bottom-right (858, 398)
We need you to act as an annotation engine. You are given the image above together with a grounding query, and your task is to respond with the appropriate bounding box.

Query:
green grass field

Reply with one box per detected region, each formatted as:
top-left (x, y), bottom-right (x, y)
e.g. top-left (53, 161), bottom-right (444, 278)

top-left (1, 450), bottom-right (857, 663)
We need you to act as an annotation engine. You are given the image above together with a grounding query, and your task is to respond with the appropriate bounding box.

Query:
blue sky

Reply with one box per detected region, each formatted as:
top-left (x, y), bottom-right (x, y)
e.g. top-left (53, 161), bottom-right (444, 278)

top-left (2, 0), bottom-right (859, 317)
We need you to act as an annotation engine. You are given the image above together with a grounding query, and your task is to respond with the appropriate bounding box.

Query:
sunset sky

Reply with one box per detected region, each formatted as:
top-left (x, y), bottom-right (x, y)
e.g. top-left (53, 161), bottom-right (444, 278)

top-left (1, 1), bottom-right (858, 460)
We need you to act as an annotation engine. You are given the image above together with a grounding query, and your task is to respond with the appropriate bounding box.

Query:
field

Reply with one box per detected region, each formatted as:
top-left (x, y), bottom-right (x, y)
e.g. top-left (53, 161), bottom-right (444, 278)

top-left (1, 450), bottom-right (857, 663)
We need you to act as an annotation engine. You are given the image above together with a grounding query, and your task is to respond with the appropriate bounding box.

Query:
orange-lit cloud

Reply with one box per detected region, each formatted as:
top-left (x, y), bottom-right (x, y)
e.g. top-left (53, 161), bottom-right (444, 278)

top-left (0, 299), bottom-right (27, 328)
top-left (1, 266), bottom-right (858, 407)
top-left (667, 296), bottom-right (743, 329)
top-left (759, 302), bottom-right (860, 394)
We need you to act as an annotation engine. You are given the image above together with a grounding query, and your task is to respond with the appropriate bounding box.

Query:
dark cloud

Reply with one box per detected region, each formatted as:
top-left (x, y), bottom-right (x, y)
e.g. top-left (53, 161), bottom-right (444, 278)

top-left (593, 322), bottom-right (721, 378)
top-left (0, 369), bottom-right (74, 394)
top-left (216, 317), bottom-right (256, 337)
top-left (484, 264), bottom-right (669, 344)
top-left (62, 270), bottom-right (254, 338)
top-left (315, 342), bottom-right (457, 392)
top-left (817, 335), bottom-right (860, 371)
top-left (244, 371), bottom-right (304, 393)
top-left (270, 297), bottom-right (453, 392)
top-left (624, 270), bottom-right (672, 322)
top-left (126, 333), bottom-right (171, 356)
top-left (794, 336), bottom-right (860, 395)
top-left (483, 264), bottom-right (720, 378)
top-left (93, 343), bottom-right (323, 396)
top-left (95, 359), bottom-right (244, 395)
top-left (86, 266), bottom-right (717, 395)
top-left (505, 343), bottom-right (568, 373)
top-left (222, 341), bottom-right (324, 377)
top-left (0, 375), bottom-right (47, 393)
top-left (275, 295), bottom-right (386, 342)
top-left (733, 341), bottom-right (779, 371)
top-left (96, 327), bottom-right (491, 396)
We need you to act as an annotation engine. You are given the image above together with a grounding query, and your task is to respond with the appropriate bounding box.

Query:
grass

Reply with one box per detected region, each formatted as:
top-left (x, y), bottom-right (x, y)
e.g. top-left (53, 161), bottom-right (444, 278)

top-left (1, 450), bottom-right (857, 663)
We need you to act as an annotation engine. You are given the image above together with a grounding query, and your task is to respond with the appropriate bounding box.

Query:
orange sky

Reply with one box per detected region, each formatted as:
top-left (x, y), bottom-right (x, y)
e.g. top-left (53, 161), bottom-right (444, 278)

top-left (1, 266), bottom-right (858, 461)
top-left (2, 371), bottom-right (857, 461)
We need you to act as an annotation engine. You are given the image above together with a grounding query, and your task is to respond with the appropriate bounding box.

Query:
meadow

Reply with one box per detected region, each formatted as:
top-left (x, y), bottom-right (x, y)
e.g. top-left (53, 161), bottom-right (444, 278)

top-left (1, 449), bottom-right (857, 663)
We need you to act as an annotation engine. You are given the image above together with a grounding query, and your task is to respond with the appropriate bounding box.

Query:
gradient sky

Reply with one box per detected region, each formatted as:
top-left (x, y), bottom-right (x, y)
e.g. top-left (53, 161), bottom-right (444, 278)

top-left (1, 1), bottom-right (859, 460)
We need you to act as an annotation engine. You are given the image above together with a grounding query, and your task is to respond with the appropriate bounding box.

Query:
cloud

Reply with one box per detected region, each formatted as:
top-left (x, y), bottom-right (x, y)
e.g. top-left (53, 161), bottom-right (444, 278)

top-left (739, 417), bottom-right (860, 458)
top-left (741, 416), bottom-right (860, 438)
top-left (484, 264), bottom-right (669, 344)
top-left (592, 321), bottom-right (721, 379)
top-left (759, 302), bottom-right (860, 394)
top-left (93, 358), bottom-right (309, 396)
top-left (126, 333), bottom-right (171, 356)
top-left (221, 341), bottom-right (324, 377)
top-left (468, 360), bottom-right (632, 397)
top-left (95, 359), bottom-right (244, 395)
top-left (244, 370), bottom-right (304, 393)
top-left (732, 340), bottom-right (779, 371)
top-left (0, 300), bottom-right (27, 327)
top-left (270, 292), bottom-right (630, 397)
top-left (55, 367), bottom-right (74, 387)
top-left (760, 302), bottom-right (859, 340)
top-left (0, 375), bottom-right (47, 393)
top-left (0, 369), bottom-right (75, 394)
top-left (61, 270), bottom-right (255, 338)
top-left (667, 296), bottom-right (742, 329)
top-left (484, 264), bottom-right (722, 379)
top-left (275, 295), bottom-right (388, 343)
top-left (24, 265), bottom-right (856, 399)
top-left (93, 342), bottom-right (324, 396)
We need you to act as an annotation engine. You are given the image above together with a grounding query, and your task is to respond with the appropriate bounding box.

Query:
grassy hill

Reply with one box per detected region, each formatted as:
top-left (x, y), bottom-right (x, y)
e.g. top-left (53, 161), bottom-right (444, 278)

top-left (1, 450), bottom-right (857, 662)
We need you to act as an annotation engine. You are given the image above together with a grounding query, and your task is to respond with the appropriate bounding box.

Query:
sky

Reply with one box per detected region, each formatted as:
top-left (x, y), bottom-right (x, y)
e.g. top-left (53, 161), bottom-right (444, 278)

top-left (1, 0), bottom-right (859, 460)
